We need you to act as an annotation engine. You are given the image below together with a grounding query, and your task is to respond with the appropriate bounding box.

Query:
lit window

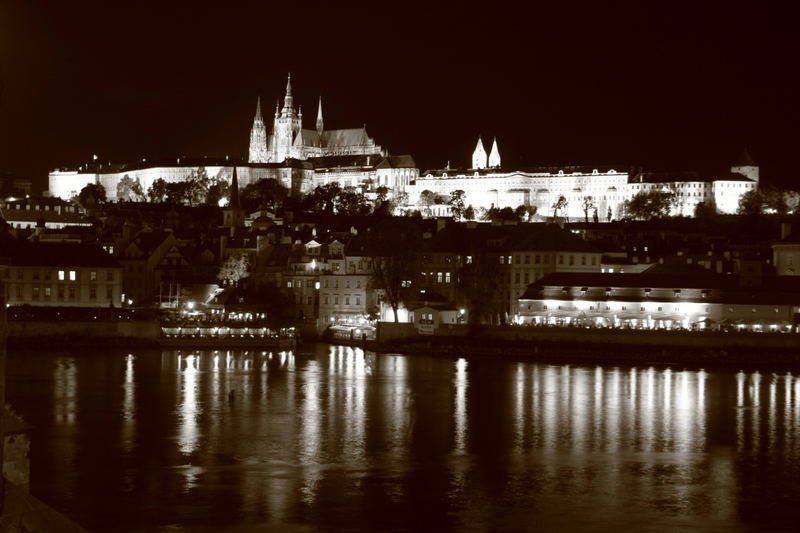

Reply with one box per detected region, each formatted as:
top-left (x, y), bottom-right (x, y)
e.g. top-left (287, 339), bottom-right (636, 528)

top-left (90, 271), bottom-right (97, 281)
top-left (44, 287), bottom-right (51, 298)
top-left (445, 272), bottom-right (451, 283)
top-left (69, 271), bottom-right (76, 281)
top-left (58, 270), bottom-right (65, 281)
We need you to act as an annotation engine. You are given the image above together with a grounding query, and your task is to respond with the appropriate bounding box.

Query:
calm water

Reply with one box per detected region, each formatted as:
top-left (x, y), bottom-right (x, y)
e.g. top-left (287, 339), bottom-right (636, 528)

top-left (6, 345), bottom-right (800, 532)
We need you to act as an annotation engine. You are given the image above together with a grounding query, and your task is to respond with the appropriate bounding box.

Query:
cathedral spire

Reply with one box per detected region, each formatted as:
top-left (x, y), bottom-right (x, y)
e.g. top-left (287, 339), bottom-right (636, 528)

top-left (488, 137), bottom-right (501, 168)
top-left (255, 96), bottom-right (263, 121)
top-left (316, 96), bottom-right (324, 136)
top-left (281, 72), bottom-right (296, 117)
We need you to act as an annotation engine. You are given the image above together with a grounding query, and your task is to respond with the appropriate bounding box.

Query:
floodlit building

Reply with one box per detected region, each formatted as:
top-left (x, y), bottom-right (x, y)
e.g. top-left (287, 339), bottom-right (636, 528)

top-left (408, 141), bottom-right (758, 219)
top-left (517, 271), bottom-right (799, 331)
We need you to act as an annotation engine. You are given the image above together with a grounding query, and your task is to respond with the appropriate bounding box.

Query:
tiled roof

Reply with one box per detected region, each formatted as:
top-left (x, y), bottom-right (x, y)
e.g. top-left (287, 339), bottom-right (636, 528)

top-left (429, 222), bottom-right (599, 254)
top-left (322, 128), bottom-right (371, 147)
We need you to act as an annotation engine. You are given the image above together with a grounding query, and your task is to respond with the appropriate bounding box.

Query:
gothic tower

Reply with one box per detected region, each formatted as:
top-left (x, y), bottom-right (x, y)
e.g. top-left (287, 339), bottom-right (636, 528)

top-left (731, 148), bottom-right (759, 184)
top-left (472, 136), bottom-right (487, 169)
top-left (272, 73), bottom-right (302, 163)
top-left (488, 137), bottom-right (501, 168)
top-left (248, 97), bottom-right (269, 163)
top-left (223, 165), bottom-right (245, 231)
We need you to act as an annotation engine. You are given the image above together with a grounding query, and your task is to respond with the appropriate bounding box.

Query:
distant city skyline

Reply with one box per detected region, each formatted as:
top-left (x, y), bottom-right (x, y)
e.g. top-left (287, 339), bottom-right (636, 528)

top-left (2, 1), bottom-right (797, 192)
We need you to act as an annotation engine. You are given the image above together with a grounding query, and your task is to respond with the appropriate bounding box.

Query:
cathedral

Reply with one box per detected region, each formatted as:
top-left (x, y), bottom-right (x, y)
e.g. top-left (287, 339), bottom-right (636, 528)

top-left (249, 74), bottom-right (385, 164)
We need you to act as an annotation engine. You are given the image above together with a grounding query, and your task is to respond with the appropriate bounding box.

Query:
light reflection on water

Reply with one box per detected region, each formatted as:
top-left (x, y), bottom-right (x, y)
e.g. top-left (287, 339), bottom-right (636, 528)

top-left (6, 345), bottom-right (800, 531)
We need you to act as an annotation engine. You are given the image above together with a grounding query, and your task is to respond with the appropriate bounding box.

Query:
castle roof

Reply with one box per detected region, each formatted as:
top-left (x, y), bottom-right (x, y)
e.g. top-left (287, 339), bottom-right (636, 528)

top-left (734, 148), bottom-right (756, 167)
top-left (322, 128), bottom-right (372, 147)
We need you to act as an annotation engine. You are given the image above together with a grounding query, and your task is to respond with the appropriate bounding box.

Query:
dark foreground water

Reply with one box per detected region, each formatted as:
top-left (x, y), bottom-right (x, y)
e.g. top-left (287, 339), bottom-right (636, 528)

top-left (6, 345), bottom-right (800, 532)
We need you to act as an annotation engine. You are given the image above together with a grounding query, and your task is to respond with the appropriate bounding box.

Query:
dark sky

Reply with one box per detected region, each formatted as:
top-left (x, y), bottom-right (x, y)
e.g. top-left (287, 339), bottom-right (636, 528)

top-left (2, 1), bottom-right (798, 192)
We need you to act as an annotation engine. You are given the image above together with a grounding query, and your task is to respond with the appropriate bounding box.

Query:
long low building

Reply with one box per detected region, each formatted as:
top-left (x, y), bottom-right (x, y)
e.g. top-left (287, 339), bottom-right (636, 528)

top-left (48, 154), bottom-right (418, 202)
top-left (405, 143), bottom-right (759, 219)
top-left (517, 271), bottom-right (800, 331)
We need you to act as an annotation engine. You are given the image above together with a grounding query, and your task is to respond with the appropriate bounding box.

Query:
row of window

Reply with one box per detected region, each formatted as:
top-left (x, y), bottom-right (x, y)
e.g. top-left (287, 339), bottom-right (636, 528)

top-left (16, 285), bottom-right (114, 300)
top-left (8, 269), bottom-right (115, 282)
top-left (421, 272), bottom-right (452, 284)
top-left (322, 295), bottom-right (362, 306)
top-left (285, 278), bottom-right (366, 289)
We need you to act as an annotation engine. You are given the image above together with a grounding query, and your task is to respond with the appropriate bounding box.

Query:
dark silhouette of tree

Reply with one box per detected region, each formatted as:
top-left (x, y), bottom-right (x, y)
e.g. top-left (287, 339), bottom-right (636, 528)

top-left (459, 251), bottom-right (503, 325)
top-left (464, 205), bottom-right (476, 220)
top-left (418, 190), bottom-right (436, 217)
top-left (625, 190), bottom-right (674, 220)
top-left (551, 195), bottom-right (568, 218)
top-left (241, 178), bottom-right (287, 212)
top-left (336, 186), bottom-right (371, 216)
top-left (448, 190), bottom-right (466, 220)
top-left (581, 196), bottom-right (595, 223)
top-left (367, 220), bottom-right (422, 322)
top-left (147, 178), bottom-right (168, 202)
top-left (302, 183), bottom-right (341, 214)
top-left (77, 183), bottom-right (106, 208)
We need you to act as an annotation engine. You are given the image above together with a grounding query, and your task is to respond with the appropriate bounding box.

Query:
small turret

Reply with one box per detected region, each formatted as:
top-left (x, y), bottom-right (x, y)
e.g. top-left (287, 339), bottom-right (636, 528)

top-left (472, 136), bottom-right (487, 169)
top-left (488, 137), bottom-right (501, 168)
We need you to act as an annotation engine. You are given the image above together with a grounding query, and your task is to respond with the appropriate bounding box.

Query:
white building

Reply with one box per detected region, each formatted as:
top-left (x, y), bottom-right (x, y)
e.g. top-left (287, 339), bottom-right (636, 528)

top-left (407, 138), bottom-right (758, 219)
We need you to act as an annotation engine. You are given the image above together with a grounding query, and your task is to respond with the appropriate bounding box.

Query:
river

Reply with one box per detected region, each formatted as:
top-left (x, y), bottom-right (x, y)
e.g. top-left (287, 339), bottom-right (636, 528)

top-left (6, 344), bottom-right (800, 532)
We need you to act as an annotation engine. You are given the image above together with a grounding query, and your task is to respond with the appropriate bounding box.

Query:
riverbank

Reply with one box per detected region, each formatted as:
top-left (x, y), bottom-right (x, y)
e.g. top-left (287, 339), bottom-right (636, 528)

top-left (372, 334), bottom-right (800, 370)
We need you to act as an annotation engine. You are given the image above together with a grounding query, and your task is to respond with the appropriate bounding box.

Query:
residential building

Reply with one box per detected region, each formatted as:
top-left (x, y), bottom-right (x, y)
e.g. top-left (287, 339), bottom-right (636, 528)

top-left (1, 242), bottom-right (122, 307)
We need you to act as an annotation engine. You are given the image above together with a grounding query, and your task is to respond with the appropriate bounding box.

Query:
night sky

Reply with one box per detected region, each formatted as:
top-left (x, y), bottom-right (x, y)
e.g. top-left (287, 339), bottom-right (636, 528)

top-left (2, 1), bottom-right (798, 192)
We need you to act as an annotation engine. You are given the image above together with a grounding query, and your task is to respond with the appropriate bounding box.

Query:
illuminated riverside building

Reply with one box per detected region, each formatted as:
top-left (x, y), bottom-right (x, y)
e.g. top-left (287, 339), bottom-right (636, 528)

top-left (516, 271), bottom-right (800, 331)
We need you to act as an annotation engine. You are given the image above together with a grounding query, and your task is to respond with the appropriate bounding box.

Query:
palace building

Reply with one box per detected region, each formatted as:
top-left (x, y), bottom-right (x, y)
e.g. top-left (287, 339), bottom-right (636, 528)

top-left (405, 140), bottom-right (758, 219)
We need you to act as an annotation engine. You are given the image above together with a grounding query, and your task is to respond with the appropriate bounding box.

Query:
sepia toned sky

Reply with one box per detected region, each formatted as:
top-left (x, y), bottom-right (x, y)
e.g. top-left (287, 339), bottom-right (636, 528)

top-left (2, 1), bottom-right (797, 191)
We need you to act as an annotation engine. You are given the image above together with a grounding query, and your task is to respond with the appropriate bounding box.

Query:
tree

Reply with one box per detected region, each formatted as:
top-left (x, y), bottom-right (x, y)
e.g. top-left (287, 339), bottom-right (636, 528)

top-left (464, 205), bottom-right (476, 221)
top-left (217, 254), bottom-right (250, 286)
top-left (581, 196), bottom-right (595, 223)
top-left (448, 190), bottom-right (466, 220)
top-left (367, 220), bottom-right (422, 322)
top-left (206, 177), bottom-right (230, 207)
top-left (336, 186), bottom-right (371, 216)
top-left (418, 190), bottom-right (436, 217)
top-left (625, 190), bottom-right (674, 220)
top-left (241, 178), bottom-right (288, 213)
top-left (551, 195), bottom-right (568, 218)
top-left (737, 189), bottom-right (764, 216)
top-left (373, 186), bottom-right (394, 216)
top-left (147, 178), bottom-right (169, 202)
top-left (77, 183), bottom-right (106, 208)
top-left (302, 183), bottom-right (341, 214)
top-left (459, 251), bottom-right (503, 325)
top-left (117, 175), bottom-right (145, 202)
top-left (165, 181), bottom-right (192, 204)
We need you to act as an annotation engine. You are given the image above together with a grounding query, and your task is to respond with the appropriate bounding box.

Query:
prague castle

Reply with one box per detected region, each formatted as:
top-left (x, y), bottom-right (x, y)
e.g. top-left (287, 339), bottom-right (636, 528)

top-left (47, 75), bottom-right (757, 218)
top-left (48, 75), bottom-right (414, 202)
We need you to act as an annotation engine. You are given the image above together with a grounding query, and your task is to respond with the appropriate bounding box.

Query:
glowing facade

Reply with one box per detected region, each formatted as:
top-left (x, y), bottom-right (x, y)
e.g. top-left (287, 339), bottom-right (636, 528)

top-left (248, 74), bottom-right (385, 164)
